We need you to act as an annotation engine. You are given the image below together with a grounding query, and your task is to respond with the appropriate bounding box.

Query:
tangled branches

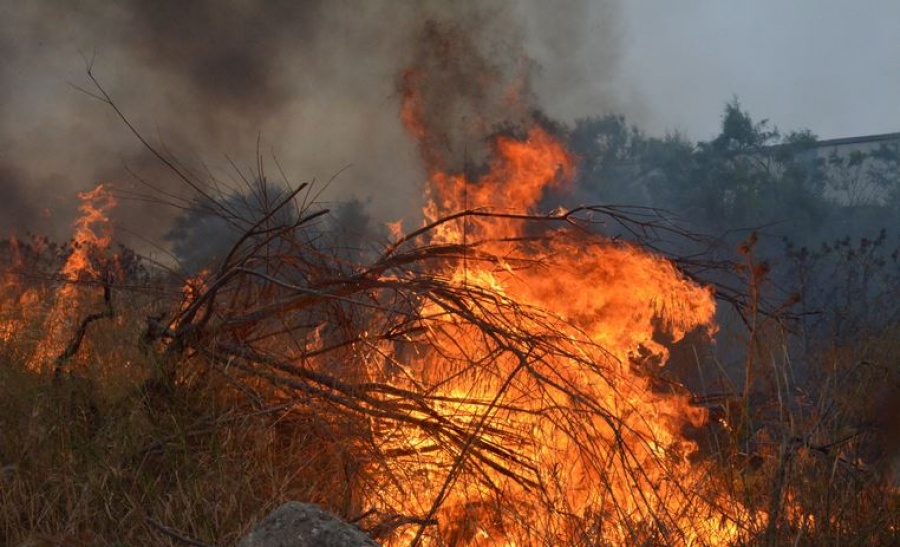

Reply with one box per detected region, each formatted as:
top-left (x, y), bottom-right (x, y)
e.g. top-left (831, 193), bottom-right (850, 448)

top-left (141, 184), bottom-right (750, 546)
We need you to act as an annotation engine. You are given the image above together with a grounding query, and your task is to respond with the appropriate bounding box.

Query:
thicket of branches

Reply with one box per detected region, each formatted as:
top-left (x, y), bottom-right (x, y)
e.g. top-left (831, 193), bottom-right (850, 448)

top-left (136, 174), bottom-right (748, 544)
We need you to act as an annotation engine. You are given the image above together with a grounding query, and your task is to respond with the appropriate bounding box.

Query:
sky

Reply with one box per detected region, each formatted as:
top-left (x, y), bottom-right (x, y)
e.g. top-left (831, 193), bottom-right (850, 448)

top-left (617, 1), bottom-right (900, 140)
top-left (1, 0), bottom-right (898, 245)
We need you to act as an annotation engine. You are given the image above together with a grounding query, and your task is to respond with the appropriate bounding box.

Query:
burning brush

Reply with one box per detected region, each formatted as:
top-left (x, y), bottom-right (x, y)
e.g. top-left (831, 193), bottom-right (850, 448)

top-left (148, 94), bottom-right (756, 547)
top-left (134, 20), bottom-right (763, 547)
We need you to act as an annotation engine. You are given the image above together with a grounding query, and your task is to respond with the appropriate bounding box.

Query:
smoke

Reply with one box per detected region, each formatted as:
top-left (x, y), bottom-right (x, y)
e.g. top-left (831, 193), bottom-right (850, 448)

top-left (0, 0), bottom-right (626, 249)
top-left (0, 165), bottom-right (40, 234)
top-left (400, 16), bottom-right (535, 173)
top-left (126, 0), bottom-right (324, 121)
top-left (519, 2), bottom-right (627, 125)
top-left (401, 2), bottom-right (627, 174)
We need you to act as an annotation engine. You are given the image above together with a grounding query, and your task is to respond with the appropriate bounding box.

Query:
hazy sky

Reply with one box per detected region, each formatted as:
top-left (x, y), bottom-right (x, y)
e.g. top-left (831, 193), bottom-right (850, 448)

top-left (618, 1), bottom-right (900, 140)
top-left (1, 0), bottom-right (898, 243)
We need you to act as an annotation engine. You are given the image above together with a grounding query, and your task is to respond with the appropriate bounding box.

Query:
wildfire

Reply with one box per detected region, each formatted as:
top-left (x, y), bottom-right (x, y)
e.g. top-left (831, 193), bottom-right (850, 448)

top-left (60, 184), bottom-right (116, 281)
top-left (0, 238), bottom-right (36, 345)
top-left (26, 184), bottom-right (116, 372)
top-left (363, 57), bottom-right (754, 546)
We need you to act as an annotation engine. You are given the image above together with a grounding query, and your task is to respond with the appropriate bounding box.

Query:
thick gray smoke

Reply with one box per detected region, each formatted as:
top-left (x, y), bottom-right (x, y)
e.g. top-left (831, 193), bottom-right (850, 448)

top-left (126, 0), bottom-right (325, 122)
top-left (400, 16), bottom-right (535, 173)
top-left (0, 1), bottom-right (625, 249)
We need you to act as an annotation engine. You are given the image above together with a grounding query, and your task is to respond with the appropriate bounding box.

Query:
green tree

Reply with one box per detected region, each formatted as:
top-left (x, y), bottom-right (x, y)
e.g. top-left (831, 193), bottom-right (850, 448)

top-left (642, 100), bottom-right (827, 241)
top-left (566, 114), bottom-right (649, 205)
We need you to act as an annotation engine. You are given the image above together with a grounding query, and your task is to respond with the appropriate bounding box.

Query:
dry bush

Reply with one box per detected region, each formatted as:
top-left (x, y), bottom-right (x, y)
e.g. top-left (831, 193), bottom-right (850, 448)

top-left (121, 177), bottom-right (767, 546)
top-left (697, 238), bottom-right (900, 546)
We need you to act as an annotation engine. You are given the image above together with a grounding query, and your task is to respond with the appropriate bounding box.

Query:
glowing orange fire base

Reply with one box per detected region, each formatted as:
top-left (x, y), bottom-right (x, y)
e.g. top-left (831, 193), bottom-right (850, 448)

top-left (363, 101), bottom-right (756, 544)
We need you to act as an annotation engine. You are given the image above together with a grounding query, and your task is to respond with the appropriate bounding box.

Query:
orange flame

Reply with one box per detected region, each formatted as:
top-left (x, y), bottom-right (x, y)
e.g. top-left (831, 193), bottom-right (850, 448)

top-left (366, 73), bottom-right (755, 545)
top-left (27, 184), bottom-right (116, 371)
top-left (60, 184), bottom-right (116, 281)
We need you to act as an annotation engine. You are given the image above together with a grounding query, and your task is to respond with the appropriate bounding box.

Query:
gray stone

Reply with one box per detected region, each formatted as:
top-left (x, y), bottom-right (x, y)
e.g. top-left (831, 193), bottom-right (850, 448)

top-left (239, 502), bottom-right (381, 547)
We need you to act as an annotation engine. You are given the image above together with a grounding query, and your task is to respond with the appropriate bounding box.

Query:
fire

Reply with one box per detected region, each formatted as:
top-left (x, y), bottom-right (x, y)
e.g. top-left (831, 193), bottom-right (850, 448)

top-left (363, 65), bottom-right (754, 546)
top-left (176, 268), bottom-right (210, 319)
top-left (26, 184), bottom-right (116, 371)
top-left (60, 184), bottom-right (116, 281)
top-left (0, 238), bottom-right (36, 345)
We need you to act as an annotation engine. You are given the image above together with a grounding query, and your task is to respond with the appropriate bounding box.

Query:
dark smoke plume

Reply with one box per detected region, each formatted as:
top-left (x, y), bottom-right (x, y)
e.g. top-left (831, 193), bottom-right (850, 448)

top-left (400, 17), bottom-right (537, 174)
top-left (0, 1), bottom-right (624, 249)
top-left (115, 0), bottom-right (334, 152)
top-left (126, 0), bottom-right (323, 119)
top-left (0, 165), bottom-right (40, 234)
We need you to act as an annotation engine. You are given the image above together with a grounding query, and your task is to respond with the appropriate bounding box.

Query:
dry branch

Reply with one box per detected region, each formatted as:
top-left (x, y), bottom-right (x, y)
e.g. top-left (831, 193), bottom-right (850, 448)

top-left (133, 180), bottom-right (752, 545)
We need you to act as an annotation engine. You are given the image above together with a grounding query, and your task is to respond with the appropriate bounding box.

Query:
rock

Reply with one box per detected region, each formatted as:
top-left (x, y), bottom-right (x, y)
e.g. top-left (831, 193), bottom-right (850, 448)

top-left (239, 502), bottom-right (381, 547)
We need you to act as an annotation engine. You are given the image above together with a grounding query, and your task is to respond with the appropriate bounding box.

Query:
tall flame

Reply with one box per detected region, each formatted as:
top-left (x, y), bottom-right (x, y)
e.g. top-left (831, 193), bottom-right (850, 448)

top-left (27, 184), bottom-right (116, 371)
top-left (60, 184), bottom-right (116, 281)
top-left (365, 70), bottom-right (754, 546)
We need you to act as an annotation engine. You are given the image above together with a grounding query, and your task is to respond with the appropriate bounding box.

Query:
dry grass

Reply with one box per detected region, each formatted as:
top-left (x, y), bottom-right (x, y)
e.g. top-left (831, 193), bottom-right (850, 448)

top-left (694, 242), bottom-right (900, 546)
top-left (0, 279), bottom-right (360, 546)
top-left (0, 358), bottom-right (341, 546)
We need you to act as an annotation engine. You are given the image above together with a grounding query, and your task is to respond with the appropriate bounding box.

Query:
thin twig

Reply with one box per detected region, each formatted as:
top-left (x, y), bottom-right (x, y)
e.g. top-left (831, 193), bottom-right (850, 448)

top-left (144, 517), bottom-right (213, 547)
